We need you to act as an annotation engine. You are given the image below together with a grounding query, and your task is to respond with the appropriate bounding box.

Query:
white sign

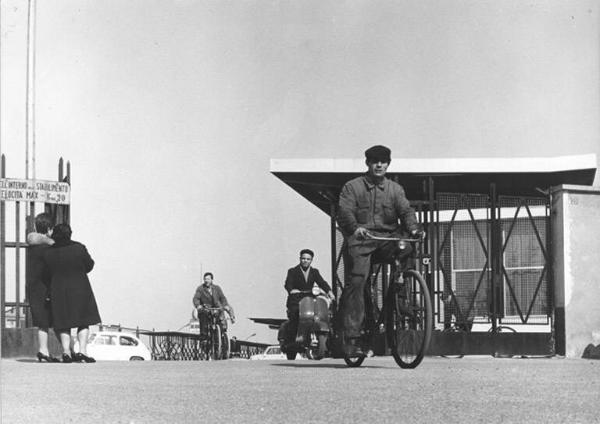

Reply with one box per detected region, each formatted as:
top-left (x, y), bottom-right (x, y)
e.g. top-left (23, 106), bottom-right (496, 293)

top-left (0, 178), bottom-right (70, 204)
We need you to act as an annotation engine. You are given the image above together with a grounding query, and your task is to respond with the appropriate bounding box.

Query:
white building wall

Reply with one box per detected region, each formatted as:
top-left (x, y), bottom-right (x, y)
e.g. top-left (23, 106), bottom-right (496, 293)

top-left (552, 185), bottom-right (600, 358)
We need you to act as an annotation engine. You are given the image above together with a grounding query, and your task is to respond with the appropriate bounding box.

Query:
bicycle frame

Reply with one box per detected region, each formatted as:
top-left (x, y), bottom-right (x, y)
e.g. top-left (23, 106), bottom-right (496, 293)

top-left (197, 307), bottom-right (230, 360)
top-left (364, 234), bottom-right (424, 330)
top-left (345, 232), bottom-right (432, 368)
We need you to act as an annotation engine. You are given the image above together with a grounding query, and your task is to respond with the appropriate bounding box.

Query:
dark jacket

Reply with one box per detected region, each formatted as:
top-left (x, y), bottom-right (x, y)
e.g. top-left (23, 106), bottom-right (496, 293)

top-left (43, 240), bottom-right (100, 329)
top-left (284, 265), bottom-right (331, 307)
top-left (193, 284), bottom-right (234, 316)
top-left (26, 234), bottom-right (53, 328)
top-left (337, 174), bottom-right (418, 236)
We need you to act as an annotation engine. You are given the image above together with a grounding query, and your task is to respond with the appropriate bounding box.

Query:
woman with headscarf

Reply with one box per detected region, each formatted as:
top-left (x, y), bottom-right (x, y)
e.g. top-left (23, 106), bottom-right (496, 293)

top-left (43, 223), bottom-right (101, 363)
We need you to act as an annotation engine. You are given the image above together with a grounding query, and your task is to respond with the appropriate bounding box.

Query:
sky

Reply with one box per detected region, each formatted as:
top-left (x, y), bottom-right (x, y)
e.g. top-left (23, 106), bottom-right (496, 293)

top-left (1, 0), bottom-right (599, 344)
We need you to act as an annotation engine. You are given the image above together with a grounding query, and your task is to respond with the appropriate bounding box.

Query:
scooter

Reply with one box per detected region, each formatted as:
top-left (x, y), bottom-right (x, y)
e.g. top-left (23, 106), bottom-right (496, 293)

top-left (278, 284), bottom-right (333, 360)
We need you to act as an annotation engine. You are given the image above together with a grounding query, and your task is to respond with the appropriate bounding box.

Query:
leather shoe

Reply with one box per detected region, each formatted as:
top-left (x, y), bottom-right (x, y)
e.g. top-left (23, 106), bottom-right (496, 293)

top-left (61, 354), bottom-right (73, 363)
top-left (36, 352), bottom-right (60, 363)
top-left (73, 352), bottom-right (96, 363)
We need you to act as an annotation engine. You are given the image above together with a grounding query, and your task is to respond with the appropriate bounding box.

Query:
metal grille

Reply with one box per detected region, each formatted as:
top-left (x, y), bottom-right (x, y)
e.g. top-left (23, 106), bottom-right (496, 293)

top-left (437, 193), bottom-right (491, 330)
top-left (145, 332), bottom-right (203, 360)
top-left (435, 192), bottom-right (550, 330)
top-left (499, 197), bottom-right (550, 324)
top-left (334, 227), bottom-right (346, 299)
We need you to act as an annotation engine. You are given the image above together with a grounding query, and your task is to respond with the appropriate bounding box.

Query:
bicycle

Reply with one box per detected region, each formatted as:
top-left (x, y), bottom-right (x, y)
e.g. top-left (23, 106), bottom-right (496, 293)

top-left (439, 294), bottom-right (475, 359)
top-left (196, 307), bottom-right (231, 360)
top-left (439, 320), bottom-right (470, 359)
top-left (488, 324), bottom-right (516, 358)
top-left (343, 233), bottom-right (433, 369)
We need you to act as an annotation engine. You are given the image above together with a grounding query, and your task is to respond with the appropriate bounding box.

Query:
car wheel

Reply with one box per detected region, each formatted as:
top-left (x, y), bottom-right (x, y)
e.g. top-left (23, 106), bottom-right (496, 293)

top-left (130, 356), bottom-right (144, 361)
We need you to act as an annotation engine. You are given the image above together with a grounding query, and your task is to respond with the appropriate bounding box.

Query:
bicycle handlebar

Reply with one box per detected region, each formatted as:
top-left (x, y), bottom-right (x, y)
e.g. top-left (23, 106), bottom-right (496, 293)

top-left (196, 306), bottom-right (235, 322)
top-left (364, 232), bottom-right (422, 242)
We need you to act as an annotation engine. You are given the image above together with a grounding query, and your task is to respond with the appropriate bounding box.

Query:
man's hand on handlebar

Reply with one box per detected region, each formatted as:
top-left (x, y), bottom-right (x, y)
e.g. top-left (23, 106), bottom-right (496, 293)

top-left (353, 227), bottom-right (369, 239)
top-left (411, 228), bottom-right (426, 240)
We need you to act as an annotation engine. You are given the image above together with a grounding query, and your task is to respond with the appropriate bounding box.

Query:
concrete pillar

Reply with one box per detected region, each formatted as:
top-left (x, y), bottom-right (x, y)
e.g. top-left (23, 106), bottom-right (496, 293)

top-left (551, 185), bottom-right (600, 358)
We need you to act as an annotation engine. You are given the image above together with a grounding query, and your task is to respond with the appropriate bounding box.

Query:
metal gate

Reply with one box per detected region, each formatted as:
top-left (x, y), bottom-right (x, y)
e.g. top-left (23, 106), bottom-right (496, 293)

top-left (431, 191), bottom-right (553, 356)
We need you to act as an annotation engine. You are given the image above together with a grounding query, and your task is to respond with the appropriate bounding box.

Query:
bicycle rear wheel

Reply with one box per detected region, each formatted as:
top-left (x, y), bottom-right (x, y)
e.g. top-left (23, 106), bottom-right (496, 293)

top-left (386, 269), bottom-right (432, 368)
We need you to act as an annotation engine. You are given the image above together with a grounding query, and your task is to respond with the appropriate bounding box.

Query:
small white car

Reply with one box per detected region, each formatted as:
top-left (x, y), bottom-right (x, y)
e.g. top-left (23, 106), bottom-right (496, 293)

top-left (249, 345), bottom-right (303, 360)
top-left (81, 331), bottom-right (152, 361)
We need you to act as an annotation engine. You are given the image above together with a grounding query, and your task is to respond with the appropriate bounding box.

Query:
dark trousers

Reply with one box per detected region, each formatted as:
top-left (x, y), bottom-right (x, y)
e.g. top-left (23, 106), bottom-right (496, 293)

top-left (285, 294), bottom-right (304, 343)
top-left (339, 231), bottom-right (410, 339)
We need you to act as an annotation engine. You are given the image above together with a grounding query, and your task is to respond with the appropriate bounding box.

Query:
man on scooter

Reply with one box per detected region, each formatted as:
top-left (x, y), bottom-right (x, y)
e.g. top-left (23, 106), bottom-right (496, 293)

top-left (337, 145), bottom-right (422, 357)
top-left (281, 249), bottom-right (334, 349)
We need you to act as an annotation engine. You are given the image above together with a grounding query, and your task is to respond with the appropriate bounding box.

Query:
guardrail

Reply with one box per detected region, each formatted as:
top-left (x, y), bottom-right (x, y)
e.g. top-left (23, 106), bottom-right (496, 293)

top-left (99, 324), bottom-right (271, 360)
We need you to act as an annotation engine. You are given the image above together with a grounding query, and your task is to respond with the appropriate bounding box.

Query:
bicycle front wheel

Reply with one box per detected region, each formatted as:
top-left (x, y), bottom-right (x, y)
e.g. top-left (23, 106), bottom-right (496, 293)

top-left (211, 325), bottom-right (222, 360)
top-left (386, 269), bottom-right (432, 368)
top-left (221, 330), bottom-right (230, 360)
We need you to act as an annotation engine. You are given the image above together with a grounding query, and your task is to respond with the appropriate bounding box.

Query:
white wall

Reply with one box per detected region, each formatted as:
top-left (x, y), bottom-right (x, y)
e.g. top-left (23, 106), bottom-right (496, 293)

top-left (552, 185), bottom-right (600, 358)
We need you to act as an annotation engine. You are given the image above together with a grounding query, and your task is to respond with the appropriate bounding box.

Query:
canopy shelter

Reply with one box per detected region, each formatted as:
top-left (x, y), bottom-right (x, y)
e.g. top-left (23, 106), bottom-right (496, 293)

top-left (270, 154), bottom-right (597, 214)
top-left (270, 153), bottom-right (597, 358)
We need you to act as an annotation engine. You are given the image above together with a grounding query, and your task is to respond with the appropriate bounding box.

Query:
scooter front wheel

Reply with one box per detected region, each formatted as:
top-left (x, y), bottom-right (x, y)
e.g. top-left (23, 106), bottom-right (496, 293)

top-left (286, 351), bottom-right (296, 360)
top-left (343, 355), bottom-right (365, 367)
top-left (306, 334), bottom-right (327, 360)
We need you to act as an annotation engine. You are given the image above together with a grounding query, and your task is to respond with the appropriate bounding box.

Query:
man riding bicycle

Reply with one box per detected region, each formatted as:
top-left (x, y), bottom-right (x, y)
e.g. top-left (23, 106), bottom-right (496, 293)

top-left (337, 145), bottom-right (422, 357)
top-left (193, 272), bottom-right (235, 339)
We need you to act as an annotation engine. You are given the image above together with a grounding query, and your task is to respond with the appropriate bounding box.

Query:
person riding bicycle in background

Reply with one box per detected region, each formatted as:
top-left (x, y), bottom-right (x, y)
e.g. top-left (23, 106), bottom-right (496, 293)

top-left (193, 272), bottom-right (235, 339)
top-left (280, 249), bottom-right (334, 349)
top-left (337, 145), bottom-right (422, 357)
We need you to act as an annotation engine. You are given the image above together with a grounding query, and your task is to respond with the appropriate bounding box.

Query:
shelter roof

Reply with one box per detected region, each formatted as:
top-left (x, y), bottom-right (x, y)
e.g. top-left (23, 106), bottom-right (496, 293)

top-left (271, 154), bottom-right (597, 215)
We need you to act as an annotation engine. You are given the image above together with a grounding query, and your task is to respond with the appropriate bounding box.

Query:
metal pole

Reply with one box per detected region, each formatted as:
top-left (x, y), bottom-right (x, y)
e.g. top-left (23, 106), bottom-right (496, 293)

top-left (489, 183), bottom-right (497, 332)
top-left (330, 201), bottom-right (337, 299)
top-left (57, 158), bottom-right (64, 224)
top-left (25, 0), bottom-right (39, 327)
top-left (25, 200), bottom-right (34, 327)
top-left (15, 199), bottom-right (21, 328)
top-left (66, 161), bottom-right (71, 224)
top-left (1, 155), bottom-right (6, 329)
top-left (25, 0), bottom-right (37, 181)
top-left (428, 177), bottom-right (437, 321)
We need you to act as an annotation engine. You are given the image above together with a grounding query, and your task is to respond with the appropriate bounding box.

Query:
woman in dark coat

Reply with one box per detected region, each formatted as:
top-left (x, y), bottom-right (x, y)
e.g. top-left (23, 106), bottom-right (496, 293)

top-left (43, 223), bottom-right (101, 363)
top-left (26, 213), bottom-right (59, 362)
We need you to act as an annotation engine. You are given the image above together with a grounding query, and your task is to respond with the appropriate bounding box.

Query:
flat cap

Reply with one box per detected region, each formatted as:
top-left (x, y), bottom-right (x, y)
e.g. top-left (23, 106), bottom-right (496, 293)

top-left (364, 145), bottom-right (391, 163)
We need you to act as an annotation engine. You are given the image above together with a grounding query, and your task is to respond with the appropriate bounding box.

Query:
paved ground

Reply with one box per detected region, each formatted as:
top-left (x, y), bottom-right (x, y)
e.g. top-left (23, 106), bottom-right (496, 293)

top-left (1, 355), bottom-right (599, 424)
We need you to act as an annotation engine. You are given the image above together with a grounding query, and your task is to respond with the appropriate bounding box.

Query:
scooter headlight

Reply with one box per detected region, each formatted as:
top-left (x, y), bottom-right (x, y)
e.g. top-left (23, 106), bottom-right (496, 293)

top-left (312, 286), bottom-right (321, 296)
top-left (398, 240), bottom-right (407, 250)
